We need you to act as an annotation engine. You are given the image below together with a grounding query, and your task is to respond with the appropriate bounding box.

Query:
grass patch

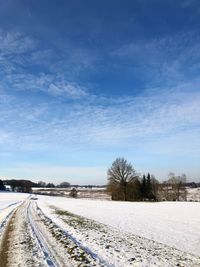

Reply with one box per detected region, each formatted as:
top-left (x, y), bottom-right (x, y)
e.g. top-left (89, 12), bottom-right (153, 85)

top-left (49, 205), bottom-right (104, 232)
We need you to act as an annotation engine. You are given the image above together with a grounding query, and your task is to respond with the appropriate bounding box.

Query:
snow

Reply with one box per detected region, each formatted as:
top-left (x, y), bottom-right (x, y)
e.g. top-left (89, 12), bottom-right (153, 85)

top-left (32, 187), bottom-right (106, 191)
top-left (0, 192), bottom-right (29, 227)
top-left (1, 193), bottom-right (199, 266)
top-left (37, 196), bottom-right (200, 257)
top-left (187, 187), bottom-right (200, 202)
top-left (0, 192), bottom-right (28, 209)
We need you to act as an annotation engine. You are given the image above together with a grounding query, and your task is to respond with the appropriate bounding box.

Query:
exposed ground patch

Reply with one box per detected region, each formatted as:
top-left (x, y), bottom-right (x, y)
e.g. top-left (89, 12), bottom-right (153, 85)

top-left (0, 209), bottom-right (16, 267)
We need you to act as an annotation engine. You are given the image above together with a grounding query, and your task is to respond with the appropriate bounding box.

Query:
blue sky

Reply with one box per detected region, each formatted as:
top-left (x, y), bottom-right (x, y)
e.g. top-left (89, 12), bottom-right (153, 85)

top-left (0, 0), bottom-right (200, 184)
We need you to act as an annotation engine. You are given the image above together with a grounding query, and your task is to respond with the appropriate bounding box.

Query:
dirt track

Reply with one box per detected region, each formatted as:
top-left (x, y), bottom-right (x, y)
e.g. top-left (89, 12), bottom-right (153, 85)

top-left (0, 200), bottom-right (103, 267)
top-left (0, 201), bottom-right (43, 267)
top-left (0, 209), bottom-right (15, 267)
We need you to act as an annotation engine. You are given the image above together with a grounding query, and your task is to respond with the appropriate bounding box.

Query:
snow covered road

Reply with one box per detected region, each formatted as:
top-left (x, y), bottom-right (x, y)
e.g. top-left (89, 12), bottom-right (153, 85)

top-left (0, 199), bottom-right (44, 267)
top-left (0, 192), bottom-right (29, 234)
top-left (0, 195), bottom-right (107, 267)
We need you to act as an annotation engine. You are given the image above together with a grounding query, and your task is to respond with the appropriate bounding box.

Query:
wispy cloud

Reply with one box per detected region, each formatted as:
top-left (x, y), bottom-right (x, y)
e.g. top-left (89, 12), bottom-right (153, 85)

top-left (48, 82), bottom-right (88, 98)
top-left (1, 80), bottom-right (200, 156)
top-left (0, 29), bottom-right (91, 100)
top-left (0, 30), bottom-right (35, 56)
top-left (1, 29), bottom-right (199, 154)
top-left (0, 30), bottom-right (36, 75)
top-left (0, 27), bottom-right (200, 181)
top-left (112, 31), bottom-right (200, 87)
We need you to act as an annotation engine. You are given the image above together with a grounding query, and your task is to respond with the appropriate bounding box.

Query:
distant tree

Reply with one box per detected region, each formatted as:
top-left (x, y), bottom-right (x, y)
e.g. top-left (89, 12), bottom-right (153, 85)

top-left (126, 178), bottom-right (142, 201)
top-left (5, 180), bottom-right (33, 193)
top-left (140, 173), bottom-right (158, 201)
top-left (38, 181), bottom-right (46, 187)
top-left (160, 180), bottom-right (172, 201)
top-left (58, 182), bottom-right (70, 188)
top-left (168, 172), bottom-right (187, 201)
top-left (21, 181), bottom-right (32, 193)
top-left (46, 183), bottom-right (55, 188)
top-left (146, 173), bottom-right (152, 197)
top-left (151, 175), bottom-right (160, 201)
top-left (69, 188), bottom-right (78, 198)
top-left (107, 158), bottom-right (139, 201)
top-left (0, 180), bottom-right (6, 191)
top-left (141, 174), bottom-right (147, 200)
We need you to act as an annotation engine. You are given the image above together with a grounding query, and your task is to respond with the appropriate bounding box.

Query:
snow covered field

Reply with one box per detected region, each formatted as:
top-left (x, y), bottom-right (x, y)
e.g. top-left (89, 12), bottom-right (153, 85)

top-left (187, 187), bottom-right (200, 202)
top-left (0, 192), bottom-right (28, 210)
top-left (38, 196), bottom-right (200, 256)
top-left (1, 193), bottom-right (200, 266)
top-left (0, 192), bottom-right (29, 228)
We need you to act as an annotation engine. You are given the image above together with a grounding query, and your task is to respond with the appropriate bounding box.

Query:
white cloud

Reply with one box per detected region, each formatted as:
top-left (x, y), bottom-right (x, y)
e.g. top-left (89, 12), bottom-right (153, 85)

top-left (0, 29), bottom-right (89, 100)
top-left (0, 29), bottom-right (200, 182)
top-left (0, 30), bottom-right (35, 56)
top-left (48, 82), bottom-right (88, 98)
top-left (1, 80), bottom-right (200, 158)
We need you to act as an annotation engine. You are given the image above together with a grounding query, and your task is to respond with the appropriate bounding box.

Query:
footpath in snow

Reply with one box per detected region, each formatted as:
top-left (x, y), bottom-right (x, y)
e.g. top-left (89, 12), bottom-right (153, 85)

top-left (0, 192), bottom-right (29, 231)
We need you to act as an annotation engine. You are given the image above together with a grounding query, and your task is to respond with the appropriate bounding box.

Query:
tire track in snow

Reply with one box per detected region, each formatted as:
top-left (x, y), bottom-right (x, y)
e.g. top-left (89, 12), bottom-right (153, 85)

top-left (27, 201), bottom-right (58, 267)
top-left (31, 200), bottom-right (112, 267)
top-left (0, 200), bottom-right (44, 267)
top-left (0, 201), bottom-right (21, 211)
top-left (0, 201), bottom-right (22, 233)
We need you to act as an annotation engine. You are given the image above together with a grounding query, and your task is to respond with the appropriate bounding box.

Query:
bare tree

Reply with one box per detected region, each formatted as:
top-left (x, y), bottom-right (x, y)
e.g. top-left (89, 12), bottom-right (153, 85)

top-left (168, 172), bottom-right (187, 201)
top-left (107, 158), bottom-right (139, 201)
top-left (159, 180), bottom-right (172, 201)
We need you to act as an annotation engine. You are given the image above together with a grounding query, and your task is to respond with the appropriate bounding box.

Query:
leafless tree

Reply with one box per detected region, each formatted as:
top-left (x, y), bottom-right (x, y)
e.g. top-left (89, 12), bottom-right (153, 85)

top-left (168, 172), bottom-right (187, 201)
top-left (159, 173), bottom-right (187, 201)
top-left (107, 158), bottom-right (139, 201)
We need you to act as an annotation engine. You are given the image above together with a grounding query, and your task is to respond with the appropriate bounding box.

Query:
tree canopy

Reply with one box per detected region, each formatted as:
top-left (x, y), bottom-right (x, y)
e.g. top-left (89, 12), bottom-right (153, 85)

top-left (107, 157), bottom-right (139, 201)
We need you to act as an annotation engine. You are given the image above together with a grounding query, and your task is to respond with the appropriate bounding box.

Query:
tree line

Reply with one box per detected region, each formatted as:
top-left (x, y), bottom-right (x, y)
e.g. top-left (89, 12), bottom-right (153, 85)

top-left (107, 157), bottom-right (187, 201)
top-left (0, 180), bottom-right (72, 193)
top-left (2, 179), bottom-right (36, 193)
top-left (37, 181), bottom-right (71, 188)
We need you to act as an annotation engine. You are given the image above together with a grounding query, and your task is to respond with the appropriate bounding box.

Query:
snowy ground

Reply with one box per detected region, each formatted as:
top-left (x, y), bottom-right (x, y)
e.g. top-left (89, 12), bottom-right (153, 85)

top-left (33, 187), bottom-right (110, 200)
top-left (1, 193), bottom-right (200, 266)
top-left (0, 192), bottom-right (29, 231)
top-left (0, 192), bottom-right (29, 210)
top-left (37, 196), bottom-right (200, 257)
top-left (187, 187), bottom-right (200, 202)
top-left (0, 196), bottom-right (105, 267)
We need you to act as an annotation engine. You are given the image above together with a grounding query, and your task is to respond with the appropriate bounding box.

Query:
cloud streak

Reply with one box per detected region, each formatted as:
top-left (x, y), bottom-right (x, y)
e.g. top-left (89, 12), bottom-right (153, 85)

top-left (1, 81), bottom-right (200, 155)
top-left (0, 27), bottom-right (200, 181)
top-left (112, 31), bottom-right (200, 87)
